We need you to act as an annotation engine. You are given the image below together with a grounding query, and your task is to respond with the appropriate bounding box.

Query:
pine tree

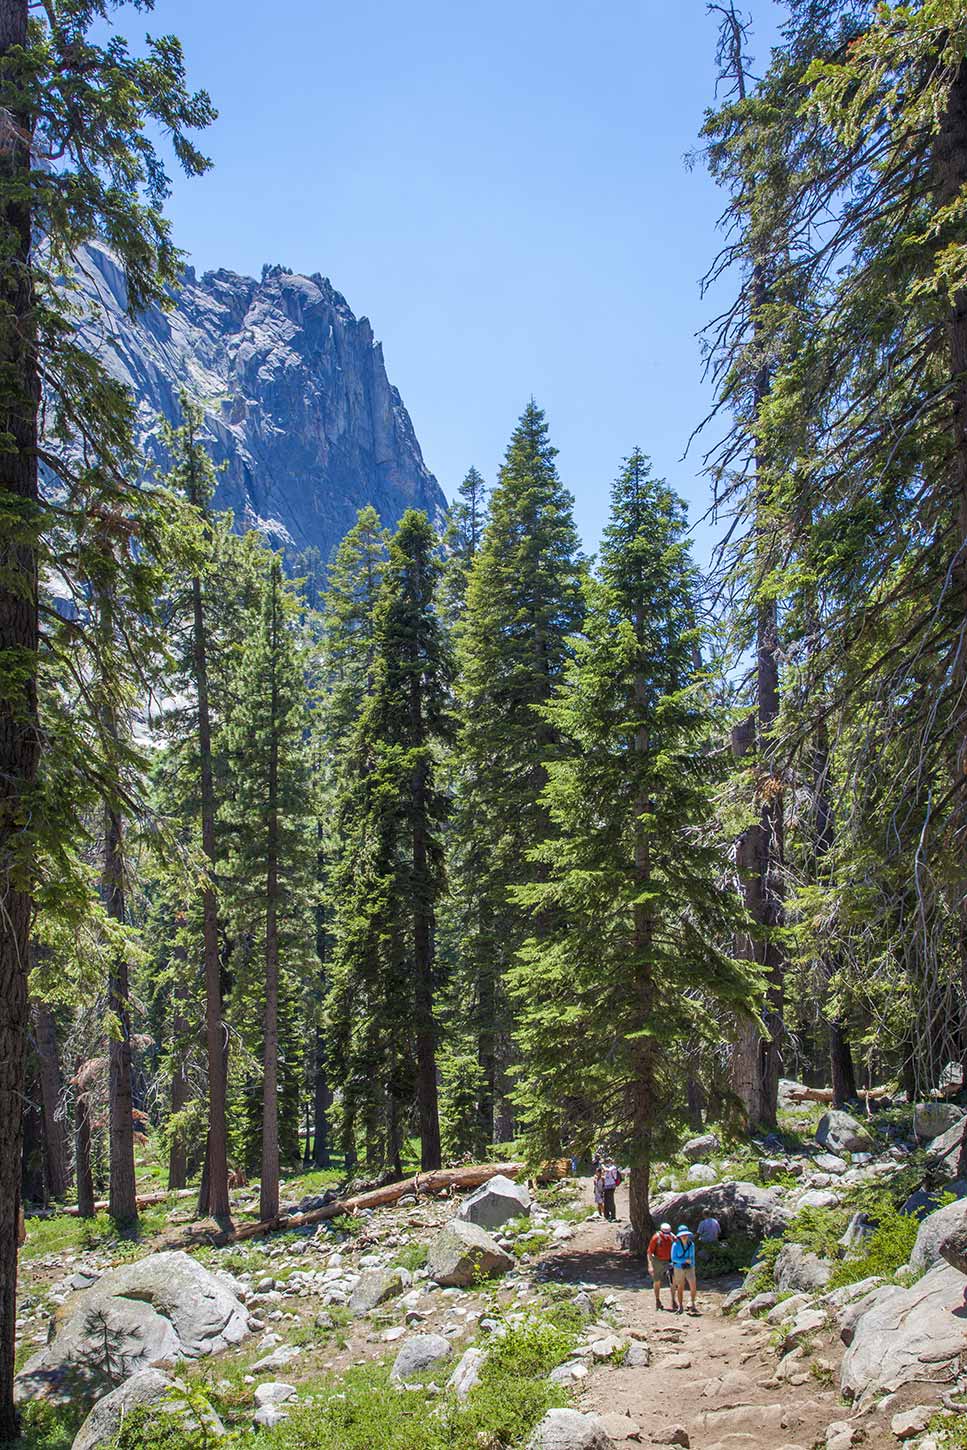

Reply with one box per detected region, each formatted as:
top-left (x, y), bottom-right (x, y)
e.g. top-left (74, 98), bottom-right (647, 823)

top-left (453, 402), bottom-right (584, 1147)
top-left (224, 556), bottom-right (314, 1220)
top-left (160, 400), bottom-right (238, 1219)
top-left (440, 467), bottom-right (488, 626)
top-left (328, 511), bottom-right (453, 1171)
top-left (315, 506), bottom-right (389, 1165)
top-left (510, 451), bottom-right (757, 1250)
top-left (0, 6), bottom-right (212, 1423)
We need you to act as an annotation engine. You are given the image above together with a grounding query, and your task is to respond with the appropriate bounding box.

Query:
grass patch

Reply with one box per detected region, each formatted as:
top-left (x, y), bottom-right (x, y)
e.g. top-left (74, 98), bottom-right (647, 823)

top-left (511, 1230), bottom-right (551, 1259)
top-left (225, 1315), bottom-right (573, 1450)
top-left (393, 1243), bottom-right (428, 1272)
top-left (0, 1402), bottom-right (83, 1450)
top-left (21, 1204), bottom-right (173, 1263)
top-left (827, 1203), bottom-right (921, 1289)
top-left (697, 1233), bottom-right (758, 1278)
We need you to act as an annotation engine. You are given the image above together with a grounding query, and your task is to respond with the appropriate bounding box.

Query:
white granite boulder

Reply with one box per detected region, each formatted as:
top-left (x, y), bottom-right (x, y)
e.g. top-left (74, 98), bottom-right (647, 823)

top-left (17, 1251), bottom-right (250, 1406)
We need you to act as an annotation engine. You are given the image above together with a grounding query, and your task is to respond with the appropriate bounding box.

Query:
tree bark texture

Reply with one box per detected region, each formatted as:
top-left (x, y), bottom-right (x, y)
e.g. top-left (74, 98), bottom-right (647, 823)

top-left (0, 0), bottom-right (38, 1430)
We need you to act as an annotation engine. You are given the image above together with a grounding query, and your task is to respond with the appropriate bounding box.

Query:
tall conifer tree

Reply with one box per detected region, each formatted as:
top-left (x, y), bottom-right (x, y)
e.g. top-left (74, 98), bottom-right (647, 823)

top-left (225, 557), bottom-right (314, 1220)
top-left (510, 451), bottom-right (756, 1250)
top-left (328, 511), bottom-right (453, 1171)
top-left (453, 402), bottom-right (584, 1146)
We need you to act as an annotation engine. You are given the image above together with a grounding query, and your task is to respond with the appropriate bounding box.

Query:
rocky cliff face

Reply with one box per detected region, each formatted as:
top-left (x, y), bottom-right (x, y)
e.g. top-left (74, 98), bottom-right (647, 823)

top-left (72, 243), bottom-right (445, 559)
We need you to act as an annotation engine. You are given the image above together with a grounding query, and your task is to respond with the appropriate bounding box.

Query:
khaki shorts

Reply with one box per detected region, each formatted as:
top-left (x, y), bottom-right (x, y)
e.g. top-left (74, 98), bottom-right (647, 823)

top-left (673, 1264), bottom-right (697, 1289)
top-left (648, 1255), bottom-right (671, 1285)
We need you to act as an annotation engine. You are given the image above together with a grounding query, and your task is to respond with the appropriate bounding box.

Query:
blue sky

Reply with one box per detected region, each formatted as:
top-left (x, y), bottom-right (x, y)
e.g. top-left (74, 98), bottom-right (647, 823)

top-left (153, 0), bottom-right (782, 558)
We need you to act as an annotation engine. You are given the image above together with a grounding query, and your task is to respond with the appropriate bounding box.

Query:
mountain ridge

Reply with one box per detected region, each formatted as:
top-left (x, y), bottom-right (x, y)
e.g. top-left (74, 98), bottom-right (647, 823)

top-left (72, 242), bottom-right (446, 561)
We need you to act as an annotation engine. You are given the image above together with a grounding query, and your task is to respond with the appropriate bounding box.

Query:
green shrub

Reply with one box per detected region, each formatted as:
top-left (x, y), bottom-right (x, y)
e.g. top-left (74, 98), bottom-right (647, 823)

top-left (0, 1401), bottom-right (82, 1450)
top-left (393, 1242), bottom-right (428, 1272)
top-left (828, 1204), bottom-right (920, 1288)
top-left (697, 1233), bottom-right (758, 1278)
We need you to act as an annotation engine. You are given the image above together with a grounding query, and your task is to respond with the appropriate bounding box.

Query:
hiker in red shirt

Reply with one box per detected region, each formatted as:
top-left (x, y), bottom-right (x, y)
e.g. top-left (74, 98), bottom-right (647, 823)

top-left (646, 1221), bottom-right (675, 1310)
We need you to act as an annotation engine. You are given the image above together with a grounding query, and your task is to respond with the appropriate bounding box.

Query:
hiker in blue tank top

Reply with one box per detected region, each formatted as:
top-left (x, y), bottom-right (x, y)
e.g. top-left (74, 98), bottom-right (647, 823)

top-left (671, 1224), bottom-right (698, 1315)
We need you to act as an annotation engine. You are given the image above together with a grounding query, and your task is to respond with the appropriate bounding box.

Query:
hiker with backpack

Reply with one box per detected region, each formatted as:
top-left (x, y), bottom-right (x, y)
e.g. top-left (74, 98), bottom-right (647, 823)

top-left (602, 1159), bottom-right (622, 1221)
top-left (646, 1220), bottom-right (676, 1310)
top-left (593, 1165), bottom-right (606, 1216)
top-left (671, 1223), bottom-right (698, 1315)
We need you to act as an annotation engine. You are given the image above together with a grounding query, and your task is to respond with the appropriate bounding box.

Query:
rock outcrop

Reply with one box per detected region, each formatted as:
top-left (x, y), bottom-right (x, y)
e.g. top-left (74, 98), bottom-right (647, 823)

top-left (816, 1110), bottom-right (874, 1156)
top-left (911, 1197), bottom-right (967, 1275)
top-left (652, 1180), bottom-right (790, 1240)
top-left (71, 1369), bottom-right (224, 1450)
top-left (16, 1251), bottom-right (250, 1405)
top-left (455, 1174), bottom-right (531, 1230)
top-left (70, 243), bottom-right (445, 562)
top-left (427, 1220), bottom-right (514, 1287)
top-left (840, 1261), bottom-right (966, 1403)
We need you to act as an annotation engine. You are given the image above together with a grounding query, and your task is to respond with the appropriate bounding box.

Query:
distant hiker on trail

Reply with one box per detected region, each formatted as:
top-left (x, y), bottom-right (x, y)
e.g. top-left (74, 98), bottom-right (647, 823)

top-left (697, 1213), bottom-right (721, 1243)
top-left (593, 1166), bottom-right (606, 1216)
top-left (602, 1160), bottom-right (622, 1221)
top-left (646, 1220), bottom-right (675, 1310)
top-left (671, 1223), bottom-right (698, 1315)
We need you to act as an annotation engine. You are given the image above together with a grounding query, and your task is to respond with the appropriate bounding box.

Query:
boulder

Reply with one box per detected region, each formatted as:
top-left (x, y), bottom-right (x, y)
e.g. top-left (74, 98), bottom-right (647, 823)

top-left (389, 1333), bottom-right (451, 1383)
top-left (839, 1212), bottom-right (876, 1258)
top-left (71, 1369), bottom-right (224, 1450)
top-left (814, 1154), bottom-right (848, 1176)
top-left (599, 1412), bottom-right (646, 1441)
top-left (901, 1188), bottom-right (943, 1220)
top-left (16, 1251), bottom-right (250, 1406)
top-left (911, 1197), bottom-right (967, 1275)
top-left (940, 1217), bottom-right (967, 1275)
top-left (254, 1403), bottom-right (289, 1429)
top-left (926, 1115), bottom-right (967, 1181)
top-left (447, 1345), bottom-right (486, 1399)
top-left (686, 1163), bottom-right (718, 1186)
top-left (348, 1266), bottom-right (409, 1315)
top-left (781, 1306), bottom-right (827, 1352)
top-left (840, 1260), bottom-right (967, 1403)
top-left (651, 1180), bottom-right (790, 1240)
top-left (455, 1174), bottom-right (531, 1230)
top-left (890, 1406), bottom-right (933, 1440)
top-left (253, 1382), bottom-right (297, 1408)
top-left (528, 1408), bottom-right (611, 1450)
top-left (683, 1134), bottom-right (720, 1162)
top-left (775, 1243), bottom-right (833, 1294)
top-left (914, 1102), bottom-right (965, 1143)
top-left (797, 1189), bottom-right (840, 1210)
top-left (817, 1111), bottom-right (874, 1156)
top-left (427, 1220), bottom-right (513, 1287)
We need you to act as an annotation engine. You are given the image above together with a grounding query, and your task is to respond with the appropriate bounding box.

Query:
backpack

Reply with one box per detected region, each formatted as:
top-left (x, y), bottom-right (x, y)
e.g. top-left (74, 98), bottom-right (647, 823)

top-left (614, 1169), bottom-right (623, 1186)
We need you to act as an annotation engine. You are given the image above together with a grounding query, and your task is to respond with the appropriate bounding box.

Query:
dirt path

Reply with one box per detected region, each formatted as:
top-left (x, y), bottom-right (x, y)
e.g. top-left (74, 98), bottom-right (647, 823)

top-left (539, 1182), bottom-right (854, 1450)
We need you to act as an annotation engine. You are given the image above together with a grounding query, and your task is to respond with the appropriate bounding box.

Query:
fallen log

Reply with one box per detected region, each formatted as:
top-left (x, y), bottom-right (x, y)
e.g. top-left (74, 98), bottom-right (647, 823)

top-left (783, 1085), bottom-right (891, 1106)
top-left (56, 1187), bottom-right (197, 1218)
top-left (161, 1161), bottom-right (527, 1251)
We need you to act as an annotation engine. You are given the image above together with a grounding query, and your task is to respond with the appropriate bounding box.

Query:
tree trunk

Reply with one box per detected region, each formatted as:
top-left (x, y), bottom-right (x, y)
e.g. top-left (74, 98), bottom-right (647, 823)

top-left (411, 717), bottom-right (441, 1171)
top-left (730, 709), bottom-right (784, 1128)
top-left (167, 949), bottom-right (191, 1191)
top-left (191, 551), bottom-right (230, 1219)
top-left (31, 999), bottom-right (68, 1200)
top-left (627, 573), bottom-right (655, 1254)
top-left (936, 57), bottom-right (967, 1095)
top-left (829, 1020), bottom-right (858, 1107)
top-left (719, 16), bottom-right (785, 1132)
top-left (311, 1027), bottom-right (331, 1168)
top-left (686, 1070), bottom-right (705, 1132)
top-left (21, 1060), bottom-right (45, 1208)
top-left (260, 599), bottom-right (281, 1223)
top-left (74, 1068), bottom-right (95, 1221)
top-left (476, 957), bottom-right (496, 1154)
top-left (0, 0), bottom-right (37, 1431)
top-left (103, 802), bottom-right (138, 1225)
